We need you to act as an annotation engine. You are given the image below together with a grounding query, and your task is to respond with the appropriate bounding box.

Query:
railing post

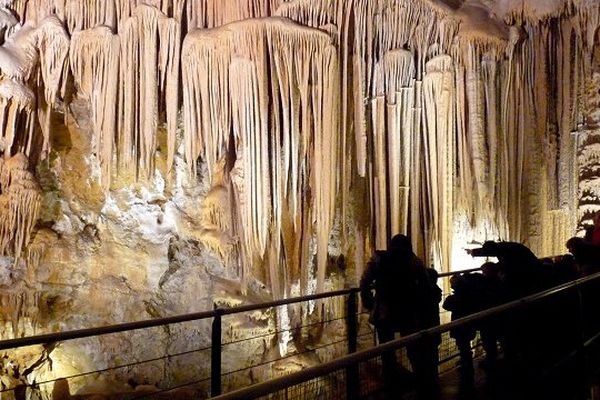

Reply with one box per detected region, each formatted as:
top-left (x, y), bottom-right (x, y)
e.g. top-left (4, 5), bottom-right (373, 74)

top-left (347, 291), bottom-right (358, 354)
top-left (576, 285), bottom-right (588, 400)
top-left (211, 306), bottom-right (223, 397)
top-left (346, 291), bottom-right (359, 399)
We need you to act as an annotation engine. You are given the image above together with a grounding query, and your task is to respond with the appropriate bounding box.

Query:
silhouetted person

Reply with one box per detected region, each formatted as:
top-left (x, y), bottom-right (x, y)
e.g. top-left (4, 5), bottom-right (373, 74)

top-left (422, 267), bottom-right (443, 396)
top-left (567, 237), bottom-right (600, 341)
top-left (469, 241), bottom-right (542, 299)
top-left (443, 273), bottom-right (479, 384)
top-left (468, 241), bottom-right (543, 378)
top-left (585, 213), bottom-right (600, 246)
top-left (567, 237), bottom-right (600, 276)
top-left (479, 262), bottom-right (501, 368)
top-left (572, 218), bottom-right (600, 340)
top-left (360, 234), bottom-right (441, 398)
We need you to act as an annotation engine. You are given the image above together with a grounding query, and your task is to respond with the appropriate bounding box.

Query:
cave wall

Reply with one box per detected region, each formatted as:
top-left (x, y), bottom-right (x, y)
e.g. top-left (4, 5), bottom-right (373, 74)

top-left (0, 0), bottom-right (598, 396)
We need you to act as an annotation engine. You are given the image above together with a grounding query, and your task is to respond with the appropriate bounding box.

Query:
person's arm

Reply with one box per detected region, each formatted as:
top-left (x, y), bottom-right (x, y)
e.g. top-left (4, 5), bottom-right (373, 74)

top-left (360, 260), bottom-right (376, 310)
top-left (442, 294), bottom-right (456, 311)
top-left (585, 226), bottom-right (594, 242)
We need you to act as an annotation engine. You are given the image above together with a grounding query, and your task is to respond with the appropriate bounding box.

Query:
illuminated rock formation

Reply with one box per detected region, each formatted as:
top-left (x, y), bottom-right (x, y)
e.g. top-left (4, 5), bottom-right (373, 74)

top-left (0, 0), bottom-right (596, 395)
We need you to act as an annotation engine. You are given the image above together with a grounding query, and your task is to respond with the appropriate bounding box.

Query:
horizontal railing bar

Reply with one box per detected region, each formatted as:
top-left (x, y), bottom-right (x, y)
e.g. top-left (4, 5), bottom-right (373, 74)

top-left (220, 288), bottom-right (358, 315)
top-left (0, 345), bottom-right (213, 393)
top-left (213, 271), bottom-right (600, 400)
top-left (0, 290), bottom-right (356, 350)
top-left (0, 309), bottom-right (217, 351)
top-left (0, 267), bottom-right (481, 351)
top-left (438, 267), bottom-right (480, 278)
top-left (222, 316), bottom-right (346, 346)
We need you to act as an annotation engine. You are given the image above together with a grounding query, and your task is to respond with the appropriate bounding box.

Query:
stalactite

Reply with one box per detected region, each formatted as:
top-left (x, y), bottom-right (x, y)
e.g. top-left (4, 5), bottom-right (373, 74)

top-left (183, 18), bottom-right (339, 294)
top-left (422, 54), bottom-right (454, 272)
top-left (181, 32), bottom-right (230, 180)
top-left (5, 0), bottom-right (188, 33)
top-left (0, 15), bottom-right (68, 160)
top-left (0, 153), bottom-right (41, 260)
top-left (0, 8), bottom-right (18, 45)
top-left (0, 79), bottom-right (35, 158)
top-left (115, 0), bottom-right (186, 27)
top-left (275, 0), bottom-right (340, 32)
top-left (118, 4), bottom-right (180, 179)
top-left (372, 49), bottom-right (416, 245)
top-left (70, 27), bottom-right (119, 188)
top-left (64, 0), bottom-right (117, 33)
top-left (0, 291), bottom-right (43, 336)
top-left (0, 0), bottom-right (597, 297)
top-left (464, 43), bottom-right (493, 224)
top-left (186, 0), bottom-right (282, 30)
top-left (557, 21), bottom-right (579, 221)
top-left (351, 0), bottom-right (461, 265)
top-left (26, 238), bottom-right (45, 271)
top-left (34, 16), bottom-right (70, 158)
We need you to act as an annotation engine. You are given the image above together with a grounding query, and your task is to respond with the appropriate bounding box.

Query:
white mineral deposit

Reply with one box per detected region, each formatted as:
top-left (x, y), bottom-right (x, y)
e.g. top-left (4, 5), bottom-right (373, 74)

top-left (0, 0), bottom-right (596, 398)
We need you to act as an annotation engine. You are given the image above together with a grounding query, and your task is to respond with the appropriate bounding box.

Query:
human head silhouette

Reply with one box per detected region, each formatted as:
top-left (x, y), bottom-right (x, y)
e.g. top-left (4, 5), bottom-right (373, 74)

top-left (389, 234), bottom-right (412, 252)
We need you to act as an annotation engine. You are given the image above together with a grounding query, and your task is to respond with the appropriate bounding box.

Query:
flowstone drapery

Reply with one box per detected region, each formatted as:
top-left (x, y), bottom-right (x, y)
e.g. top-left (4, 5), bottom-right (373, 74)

top-left (0, 153), bottom-right (41, 259)
top-left (182, 19), bottom-right (339, 294)
top-left (0, 1), bottom-right (597, 393)
top-left (0, 0), bottom-right (598, 297)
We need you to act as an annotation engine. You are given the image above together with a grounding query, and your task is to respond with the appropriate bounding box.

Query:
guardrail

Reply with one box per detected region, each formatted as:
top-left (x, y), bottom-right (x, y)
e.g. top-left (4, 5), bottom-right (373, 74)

top-left (213, 270), bottom-right (600, 400)
top-left (0, 267), bottom-right (479, 398)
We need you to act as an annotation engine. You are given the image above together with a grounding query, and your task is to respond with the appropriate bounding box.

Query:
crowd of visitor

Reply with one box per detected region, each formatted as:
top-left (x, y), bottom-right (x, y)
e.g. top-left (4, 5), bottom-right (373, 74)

top-left (360, 213), bottom-right (600, 399)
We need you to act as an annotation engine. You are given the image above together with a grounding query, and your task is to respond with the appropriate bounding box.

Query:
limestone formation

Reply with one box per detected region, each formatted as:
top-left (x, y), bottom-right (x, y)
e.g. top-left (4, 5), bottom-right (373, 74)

top-left (0, 0), bottom-right (596, 396)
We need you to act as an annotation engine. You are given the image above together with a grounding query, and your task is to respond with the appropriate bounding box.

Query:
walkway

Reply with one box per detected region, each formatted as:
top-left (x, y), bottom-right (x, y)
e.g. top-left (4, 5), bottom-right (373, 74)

top-left (214, 271), bottom-right (600, 400)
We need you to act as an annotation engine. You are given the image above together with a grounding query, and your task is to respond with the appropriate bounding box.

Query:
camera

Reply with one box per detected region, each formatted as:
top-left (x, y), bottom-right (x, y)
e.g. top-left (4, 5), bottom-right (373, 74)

top-left (466, 241), bottom-right (499, 257)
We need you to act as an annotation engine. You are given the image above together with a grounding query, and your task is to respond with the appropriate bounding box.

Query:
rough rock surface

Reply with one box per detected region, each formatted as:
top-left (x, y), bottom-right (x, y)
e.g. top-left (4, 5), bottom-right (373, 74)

top-left (0, 0), bottom-right (597, 398)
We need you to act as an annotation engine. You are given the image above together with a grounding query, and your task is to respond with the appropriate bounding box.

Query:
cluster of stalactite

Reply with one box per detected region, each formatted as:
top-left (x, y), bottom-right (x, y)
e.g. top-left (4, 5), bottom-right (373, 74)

top-left (182, 19), bottom-right (339, 295)
top-left (0, 290), bottom-right (47, 337)
top-left (0, 12), bottom-right (67, 262)
top-left (0, 154), bottom-right (41, 261)
top-left (0, 0), bottom-right (599, 297)
top-left (69, 4), bottom-right (180, 185)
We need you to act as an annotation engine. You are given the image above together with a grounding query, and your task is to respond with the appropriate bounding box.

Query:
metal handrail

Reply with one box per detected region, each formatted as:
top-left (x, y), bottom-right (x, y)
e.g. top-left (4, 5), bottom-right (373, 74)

top-left (213, 270), bottom-right (600, 400)
top-left (438, 267), bottom-right (480, 277)
top-left (0, 309), bottom-right (218, 351)
top-left (220, 288), bottom-right (357, 315)
top-left (0, 268), bottom-right (473, 351)
top-left (0, 265), bottom-right (485, 398)
top-left (0, 290), bottom-right (356, 351)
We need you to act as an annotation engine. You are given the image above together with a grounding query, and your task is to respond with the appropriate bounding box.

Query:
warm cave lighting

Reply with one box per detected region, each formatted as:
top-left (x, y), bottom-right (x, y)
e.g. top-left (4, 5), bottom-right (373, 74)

top-left (0, 0), bottom-right (597, 398)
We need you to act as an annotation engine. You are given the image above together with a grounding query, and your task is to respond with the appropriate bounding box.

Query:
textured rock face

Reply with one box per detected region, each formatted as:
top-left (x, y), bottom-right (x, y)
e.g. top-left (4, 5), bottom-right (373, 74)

top-left (578, 54), bottom-right (600, 233)
top-left (0, 0), bottom-right (597, 397)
